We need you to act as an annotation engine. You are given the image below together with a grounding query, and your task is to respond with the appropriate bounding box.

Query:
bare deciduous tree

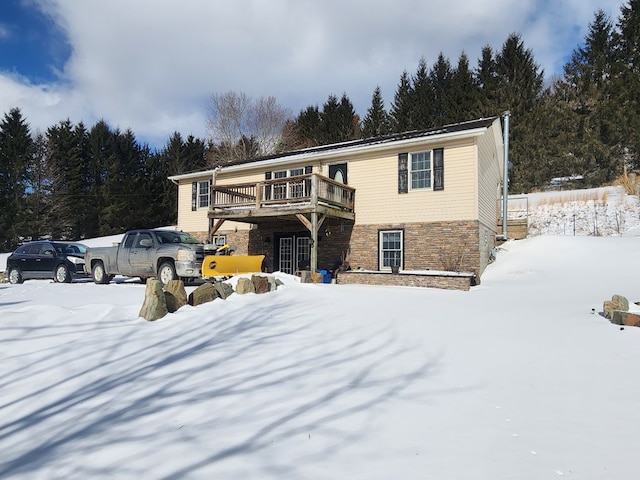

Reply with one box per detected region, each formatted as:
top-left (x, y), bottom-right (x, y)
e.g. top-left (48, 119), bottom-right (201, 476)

top-left (206, 91), bottom-right (291, 165)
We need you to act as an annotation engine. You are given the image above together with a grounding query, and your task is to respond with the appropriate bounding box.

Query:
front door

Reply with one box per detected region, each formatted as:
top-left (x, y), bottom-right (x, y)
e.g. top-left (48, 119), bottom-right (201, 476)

top-left (277, 235), bottom-right (311, 274)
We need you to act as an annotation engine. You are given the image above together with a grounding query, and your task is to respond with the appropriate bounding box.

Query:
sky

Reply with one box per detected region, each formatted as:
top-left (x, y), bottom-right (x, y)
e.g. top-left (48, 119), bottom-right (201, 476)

top-left (1, 186), bottom-right (640, 478)
top-left (0, 0), bottom-right (628, 150)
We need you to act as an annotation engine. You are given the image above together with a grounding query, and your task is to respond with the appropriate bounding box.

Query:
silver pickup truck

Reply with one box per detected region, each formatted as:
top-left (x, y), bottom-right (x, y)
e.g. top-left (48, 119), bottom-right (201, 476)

top-left (84, 229), bottom-right (205, 285)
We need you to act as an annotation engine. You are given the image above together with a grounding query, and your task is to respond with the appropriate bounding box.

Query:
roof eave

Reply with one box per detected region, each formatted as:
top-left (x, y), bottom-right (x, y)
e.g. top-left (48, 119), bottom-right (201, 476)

top-left (220, 126), bottom-right (490, 174)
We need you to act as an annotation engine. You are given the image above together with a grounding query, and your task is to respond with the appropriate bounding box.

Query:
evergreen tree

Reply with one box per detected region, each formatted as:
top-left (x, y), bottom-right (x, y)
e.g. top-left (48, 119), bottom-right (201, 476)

top-left (476, 45), bottom-right (500, 117)
top-left (47, 120), bottom-right (87, 239)
top-left (429, 53), bottom-right (454, 127)
top-left (362, 86), bottom-right (391, 138)
top-left (86, 120), bottom-right (114, 238)
top-left (495, 33), bottom-right (544, 115)
top-left (389, 70), bottom-right (413, 133)
top-left (614, 0), bottom-right (640, 170)
top-left (494, 33), bottom-right (545, 192)
top-left (410, 57), bottom-right (435, 129)
top-left (557, 10), bottom-right (619, 186)
top-left (319, 94), bottom-right (342, 144)
top-left (318, 93), bottom-right (359, 144)
top-left (100, 129), bottom-right (147, 234)
top-left (449, 52), bottom-right (481, 123)
top-left (20, 131), bottom-right (52, 241)
top-left (0, 108), bottom-right (32, 250)
top-left (292, 105), bottom-right (322, 147)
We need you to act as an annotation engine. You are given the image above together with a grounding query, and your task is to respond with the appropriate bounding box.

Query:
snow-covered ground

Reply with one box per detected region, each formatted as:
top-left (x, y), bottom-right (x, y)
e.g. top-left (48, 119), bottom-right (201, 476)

top-left (510, 185), bottom-right (640, 237)
top-left (1, 187), bottom-right (640, 479)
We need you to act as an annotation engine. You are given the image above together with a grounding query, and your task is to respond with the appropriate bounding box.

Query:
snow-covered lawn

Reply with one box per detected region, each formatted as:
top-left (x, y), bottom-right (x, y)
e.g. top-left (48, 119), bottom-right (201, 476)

top-left (1, 187), bottom-right (640, 478)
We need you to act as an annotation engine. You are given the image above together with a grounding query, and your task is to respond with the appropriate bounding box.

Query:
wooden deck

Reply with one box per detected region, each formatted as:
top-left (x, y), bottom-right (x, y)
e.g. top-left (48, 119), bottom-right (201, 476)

top-left (209, 173), bottom-right (355, 223)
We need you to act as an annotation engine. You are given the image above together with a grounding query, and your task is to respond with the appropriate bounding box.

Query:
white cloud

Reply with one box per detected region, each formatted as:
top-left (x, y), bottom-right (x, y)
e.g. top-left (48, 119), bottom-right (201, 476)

top-left (0, 23), bottom-right (10, 40)
top-left (0, 0), bottom-right (628, 148)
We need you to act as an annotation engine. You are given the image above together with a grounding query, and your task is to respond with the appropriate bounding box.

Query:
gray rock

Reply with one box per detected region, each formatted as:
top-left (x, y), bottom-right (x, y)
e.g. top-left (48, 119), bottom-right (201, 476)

top-left (603, 300), bottom-right (616, 319)
top-left (612, 294), bottom-right (629, 312)
top-left (611, 310), bottom-right (640, 327)
top-left (266, 274), bottom-right (279, 292)
top-left (188, 282), bottom-right (218, 306)
top-left (139, 279), bottom-right (169, 321)
top-left (252, 274), bottom-right (270, 294)
top-left (214, 281), bottom-right (234, 300)
top-left (164, 280), bottom-right (187, 312)
top-left (236, 277), bottom-right (255, 295)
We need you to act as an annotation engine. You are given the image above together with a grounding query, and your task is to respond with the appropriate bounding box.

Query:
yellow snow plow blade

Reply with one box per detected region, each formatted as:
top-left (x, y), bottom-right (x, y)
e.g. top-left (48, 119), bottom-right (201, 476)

top-left (202, 255), bottom-right (265, 278)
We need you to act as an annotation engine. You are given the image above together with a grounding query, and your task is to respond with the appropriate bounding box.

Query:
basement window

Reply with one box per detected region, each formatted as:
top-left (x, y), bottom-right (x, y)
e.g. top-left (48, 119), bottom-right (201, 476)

top-left (379, 230), bottom-right (403, 270)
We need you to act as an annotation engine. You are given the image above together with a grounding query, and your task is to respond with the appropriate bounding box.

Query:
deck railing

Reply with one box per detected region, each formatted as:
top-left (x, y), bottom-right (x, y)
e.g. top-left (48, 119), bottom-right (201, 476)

top-left (210, 173), bottom-right (355, 212)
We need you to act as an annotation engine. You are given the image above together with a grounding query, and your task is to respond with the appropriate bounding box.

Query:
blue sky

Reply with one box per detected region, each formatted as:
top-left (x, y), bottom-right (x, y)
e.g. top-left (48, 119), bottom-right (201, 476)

top-left (0, 0), bottom-right (628, 149)
top-left (0, 0), bottom-right (70, 83)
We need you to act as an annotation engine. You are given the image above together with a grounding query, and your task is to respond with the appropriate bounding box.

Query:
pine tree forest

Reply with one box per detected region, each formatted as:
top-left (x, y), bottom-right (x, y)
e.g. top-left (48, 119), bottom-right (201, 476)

top-left (1, 2), bottom-right (639, 249)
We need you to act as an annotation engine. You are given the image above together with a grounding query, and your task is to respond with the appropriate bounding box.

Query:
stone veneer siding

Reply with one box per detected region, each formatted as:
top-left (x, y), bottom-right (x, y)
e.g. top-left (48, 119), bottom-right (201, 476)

top-left (347, 220), bottom-right (483, 278)
top-left (190, 219), bottom-right (491, 284)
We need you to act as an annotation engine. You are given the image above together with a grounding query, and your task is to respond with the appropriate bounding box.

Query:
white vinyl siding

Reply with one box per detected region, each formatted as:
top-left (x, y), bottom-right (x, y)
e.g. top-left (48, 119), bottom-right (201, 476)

top-left (349, 140), bottom-right (477, 225)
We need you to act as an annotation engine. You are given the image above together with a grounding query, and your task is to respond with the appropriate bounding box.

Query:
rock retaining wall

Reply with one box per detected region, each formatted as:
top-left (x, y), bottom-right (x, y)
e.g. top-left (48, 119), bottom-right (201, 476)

top-left (336, 270), bottom-right (475, 291)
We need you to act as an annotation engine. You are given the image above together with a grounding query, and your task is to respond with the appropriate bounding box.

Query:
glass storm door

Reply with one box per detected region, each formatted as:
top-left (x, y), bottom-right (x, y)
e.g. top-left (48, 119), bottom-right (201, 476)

top-left (278, 236), bottom-right (311, 274)
top-left (296, 237), bottom-right (311, 271)
top-left (279, 237), bottom-right (294, 274)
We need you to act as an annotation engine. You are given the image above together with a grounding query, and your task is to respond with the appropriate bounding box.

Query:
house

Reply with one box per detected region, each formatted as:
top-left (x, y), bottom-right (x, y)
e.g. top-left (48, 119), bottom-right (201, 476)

top-left (168, 117), bottom-right (505, 288)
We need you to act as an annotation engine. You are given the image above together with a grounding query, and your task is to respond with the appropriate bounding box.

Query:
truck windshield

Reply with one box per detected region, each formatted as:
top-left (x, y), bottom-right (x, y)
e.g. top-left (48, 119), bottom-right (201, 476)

top-left (156, 231), bottom-right (201, 245)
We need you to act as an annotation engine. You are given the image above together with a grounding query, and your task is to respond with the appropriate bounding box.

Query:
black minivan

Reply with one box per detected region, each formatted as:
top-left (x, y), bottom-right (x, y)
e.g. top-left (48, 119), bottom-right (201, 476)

top-left (6, 241), bottom-right (89, 284)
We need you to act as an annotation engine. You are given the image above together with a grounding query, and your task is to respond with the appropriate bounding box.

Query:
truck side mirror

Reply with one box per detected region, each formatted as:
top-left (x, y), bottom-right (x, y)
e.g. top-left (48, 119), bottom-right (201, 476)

top-left (139, 239), bottom-right (153, 248)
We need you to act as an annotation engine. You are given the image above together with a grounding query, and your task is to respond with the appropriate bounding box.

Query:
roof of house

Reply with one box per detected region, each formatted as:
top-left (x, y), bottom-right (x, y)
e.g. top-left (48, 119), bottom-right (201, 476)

top-left (169, 116), bottom-right (499, 181)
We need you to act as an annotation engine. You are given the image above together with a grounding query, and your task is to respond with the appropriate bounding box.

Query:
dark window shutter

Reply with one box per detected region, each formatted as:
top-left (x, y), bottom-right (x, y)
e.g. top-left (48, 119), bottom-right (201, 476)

top-left (265, 171), bottom-right (272, 200)
top-left (191, 182), bottom-right (197, 211)
top-left (433, 148), bottom-right (444, 191)
top-left (398, 153), bottom-right (408, 194)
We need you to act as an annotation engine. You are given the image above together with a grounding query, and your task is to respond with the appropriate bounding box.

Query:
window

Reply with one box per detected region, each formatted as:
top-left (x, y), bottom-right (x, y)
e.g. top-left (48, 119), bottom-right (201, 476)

top-left (379, 230), bottom-right (403, 270)
top-left (211, 235), bottom-right (227, 249)
top-left (268, 168), bottom-right (310, 200)
top-left (399, 149), bottom-right (444, 193)
top-left (273, 170), bottom-right (287, 199)
top-left (411, 151), bottom-right (431, 189)
top-left (198, 180), bottom-right (211, 208)
top-left (134, 232), bottom-right (152, 248)
top-left (289, 168), bottom-right (304, 198)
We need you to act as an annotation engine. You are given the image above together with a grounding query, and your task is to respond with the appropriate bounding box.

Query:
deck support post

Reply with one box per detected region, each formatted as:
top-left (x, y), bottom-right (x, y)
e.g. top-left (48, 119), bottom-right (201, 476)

top-left (310, 175), bottom-right (319, 273)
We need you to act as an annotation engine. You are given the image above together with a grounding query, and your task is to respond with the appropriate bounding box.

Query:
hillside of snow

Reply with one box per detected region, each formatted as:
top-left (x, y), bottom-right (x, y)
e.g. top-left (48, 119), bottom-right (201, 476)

top-left (509, 185), bottom-right (640, 237)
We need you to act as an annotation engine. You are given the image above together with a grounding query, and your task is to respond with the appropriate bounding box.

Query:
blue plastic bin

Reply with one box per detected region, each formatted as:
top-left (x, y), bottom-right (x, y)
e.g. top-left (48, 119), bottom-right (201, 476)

top-left (319, 269), bottom-right (332, 284)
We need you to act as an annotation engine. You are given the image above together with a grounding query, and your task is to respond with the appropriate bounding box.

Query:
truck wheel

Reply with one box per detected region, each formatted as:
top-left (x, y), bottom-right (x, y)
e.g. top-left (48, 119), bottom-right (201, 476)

top-left (8, 267), bottom-right (23, 284)
top-left (55, 264), bottom-right (72, 283)
top-left (158, 261), bottom-right (177, 286)
top-left (92, 261), bottom-right (110, 284)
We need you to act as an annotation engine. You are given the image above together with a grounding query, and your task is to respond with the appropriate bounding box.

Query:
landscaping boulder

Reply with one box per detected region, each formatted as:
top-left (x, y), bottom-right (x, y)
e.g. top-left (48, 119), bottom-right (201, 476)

top-left (612, 294), bottom-right (630, 312)
top-left (266, 275), bottom-right (282, 292)
top-left (252, 274), bottom-right (270, 294)
top-left (214, 281), bottom-right (234, 300)
top-left (139, 279), bottom-right (168, 321)
top-left (610, 311), bottom-right (640, 327)
top-left (164, 280), bottom-right (187, 313)
top-left (604, 294), bottom-right (629, 319)
top-left (236, 277), bottom-right (255, 295)
top-left (188, 282), bottom-right (218, 306)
